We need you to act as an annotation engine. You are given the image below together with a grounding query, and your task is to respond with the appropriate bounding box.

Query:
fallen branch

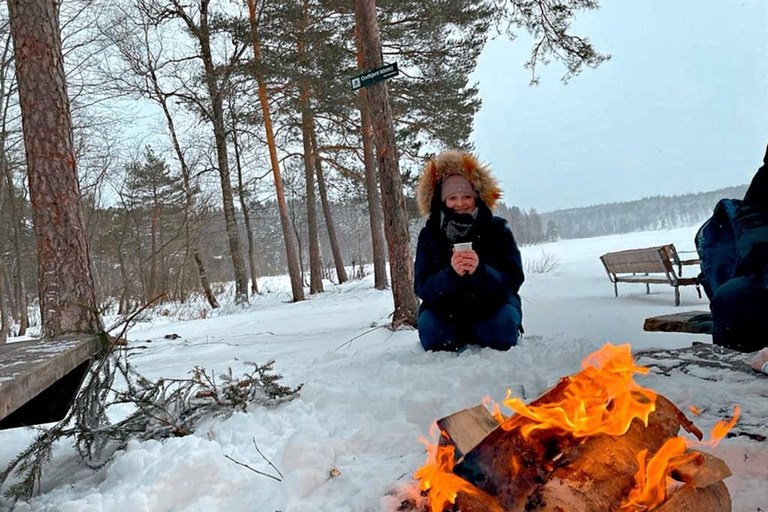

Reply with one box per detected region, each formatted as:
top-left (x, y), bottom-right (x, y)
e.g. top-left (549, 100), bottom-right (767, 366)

top-left (224, 455), bottom-right (282, 482)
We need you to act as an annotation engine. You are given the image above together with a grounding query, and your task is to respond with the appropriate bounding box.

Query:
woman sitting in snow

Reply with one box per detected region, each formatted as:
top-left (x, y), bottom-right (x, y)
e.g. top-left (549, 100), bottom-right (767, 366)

top-left (414, 150), bottom-right (524, 352)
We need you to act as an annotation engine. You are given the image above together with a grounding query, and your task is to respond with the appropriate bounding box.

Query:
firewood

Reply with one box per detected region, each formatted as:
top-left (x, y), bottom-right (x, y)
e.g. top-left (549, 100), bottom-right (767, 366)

top-left (437, 404), bottom-right (499, 460)
top-left (453, 486), bottom-right (505, 512)
top-left (453, 377), bottom-right (578, 512)
top-left (653, 481), bottom-right (731, 512)
top-left (524, 395), bottom-right (688, 512)
top-left (670, 450), bottom-right (732, 489)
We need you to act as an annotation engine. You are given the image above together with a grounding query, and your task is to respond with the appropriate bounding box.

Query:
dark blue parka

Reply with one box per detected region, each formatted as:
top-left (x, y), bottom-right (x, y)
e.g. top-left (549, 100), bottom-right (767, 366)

top-left (414, 202), bottom-right (524, 321)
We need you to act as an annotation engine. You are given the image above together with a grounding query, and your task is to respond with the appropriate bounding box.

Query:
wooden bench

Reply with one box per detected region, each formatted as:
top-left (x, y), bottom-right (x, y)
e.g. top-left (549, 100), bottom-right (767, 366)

top-left (0, 334), bottom-right (100, 430)
top-left (600, 244), bottom-right (701, 306)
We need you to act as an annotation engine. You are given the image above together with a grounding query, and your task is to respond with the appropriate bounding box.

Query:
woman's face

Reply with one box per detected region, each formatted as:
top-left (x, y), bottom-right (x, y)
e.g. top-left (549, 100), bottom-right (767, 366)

top-left (445, 193), bottom-right (476, 214)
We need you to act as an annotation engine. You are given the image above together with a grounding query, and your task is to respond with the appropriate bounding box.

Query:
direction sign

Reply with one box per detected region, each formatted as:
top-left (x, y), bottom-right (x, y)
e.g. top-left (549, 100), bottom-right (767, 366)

top-left (350, 62), bottom-right (399, 91)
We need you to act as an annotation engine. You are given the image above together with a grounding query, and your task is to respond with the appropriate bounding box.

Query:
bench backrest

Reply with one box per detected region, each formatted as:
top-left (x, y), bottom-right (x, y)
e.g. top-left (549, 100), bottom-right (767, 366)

top-left (600, 245), bottom-right (677, 276)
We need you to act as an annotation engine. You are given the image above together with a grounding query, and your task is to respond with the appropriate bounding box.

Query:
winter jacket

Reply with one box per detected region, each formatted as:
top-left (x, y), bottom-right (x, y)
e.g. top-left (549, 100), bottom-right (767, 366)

top-left (413, 150), bottom-right (524, 320)
top-left (414, 205), bottom-right (524, 319)
top-left (734, 144), bottom-right (768, 276)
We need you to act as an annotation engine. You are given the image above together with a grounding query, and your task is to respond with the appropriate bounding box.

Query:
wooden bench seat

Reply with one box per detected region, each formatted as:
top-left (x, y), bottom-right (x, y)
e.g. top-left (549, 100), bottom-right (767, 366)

top-left (0, 334), bottom-right (100, 430)
top-left (600, 244), bottom-right (701, 306)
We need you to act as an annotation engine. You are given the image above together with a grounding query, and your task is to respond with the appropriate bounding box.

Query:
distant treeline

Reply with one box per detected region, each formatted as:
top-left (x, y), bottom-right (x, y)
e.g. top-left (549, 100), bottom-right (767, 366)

top-left (538, 185), bottom-right (749, 241)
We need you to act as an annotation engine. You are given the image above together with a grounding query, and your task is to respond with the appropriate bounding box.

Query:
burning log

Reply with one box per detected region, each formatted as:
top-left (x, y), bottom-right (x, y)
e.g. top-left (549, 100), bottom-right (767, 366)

top-left (524, 395), bottom-right (688, 512)
top-left (415, 345), bottom-right (736, 512)
top-left (653, 482), bottom-right (731, 512)
top-left (453, 393), bottom-right (693, 512)
top-left (452, 378), bottom-right (576, 511)
top-left (670, 450), bottom-right (732, 489)
top-left (437, 404), bottom-right (499, 460)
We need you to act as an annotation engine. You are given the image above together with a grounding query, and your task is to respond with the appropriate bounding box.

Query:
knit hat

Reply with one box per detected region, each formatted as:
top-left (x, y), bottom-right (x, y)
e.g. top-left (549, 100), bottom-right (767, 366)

top-left (440, 174), bottom-right (478, 202)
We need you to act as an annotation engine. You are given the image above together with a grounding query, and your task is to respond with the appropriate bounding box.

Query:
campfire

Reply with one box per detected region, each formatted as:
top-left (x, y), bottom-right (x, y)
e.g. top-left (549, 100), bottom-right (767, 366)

top-left (413, 344), bottom-right (738, 512)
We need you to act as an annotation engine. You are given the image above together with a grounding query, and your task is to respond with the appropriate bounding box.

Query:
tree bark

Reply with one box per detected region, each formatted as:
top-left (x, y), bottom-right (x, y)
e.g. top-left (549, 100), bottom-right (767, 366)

top-left (353, 0), bottom-right (418, 327)
top-left (7, 0), bottom-right (102, 337)
top-left (0, 263), bottom-right (11, 343)
top-left (356, 47), bottom-right (388, 290)
top-left (296, 1), bottom-right (323, 294)
top-left (188, 0), bottom-right (249, 304)
top-left (247, 0), bottom-right (305, 302)
top-left (230, 106), bottom-right (260, 295)
top-left (653, 482), bottom-right (731, 512)
top-left (526, 395), bottom-right (685, 512)
top-left (149, 205), bottom-right (159, 299)
top-left (0, 48), bottom-right (29, 335)
top-left (299, 86), bottom-right (324, 294)
top-left (310, 126), bottom-right (348, 284)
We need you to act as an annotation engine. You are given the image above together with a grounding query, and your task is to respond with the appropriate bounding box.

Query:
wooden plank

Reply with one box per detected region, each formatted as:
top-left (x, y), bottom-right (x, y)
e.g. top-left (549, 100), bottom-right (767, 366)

top-left (615, 277), bottom-right (671, 284)
top-left (643, 311), bottom-right (712, 333)
top-left (0, 335), bottom-right (100, 423)
top-left (437, 404), bottom-right (499, 460)
top-left (601, 246), bottom-right (670, 275)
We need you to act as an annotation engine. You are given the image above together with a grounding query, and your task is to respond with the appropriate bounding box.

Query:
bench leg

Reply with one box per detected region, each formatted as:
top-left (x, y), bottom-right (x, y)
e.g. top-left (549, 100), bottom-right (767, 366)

top-left (646, 283), bottom-right (650, 295)
top-left (614, 282), bottom-right (618, 297)
top-left (674, 286), bottom-right (680, 306)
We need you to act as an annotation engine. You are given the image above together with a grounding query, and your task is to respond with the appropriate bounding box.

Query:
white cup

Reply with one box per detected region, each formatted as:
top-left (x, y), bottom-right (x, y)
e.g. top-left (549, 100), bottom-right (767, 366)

top-left (454, 242), bottom-right (473, 252)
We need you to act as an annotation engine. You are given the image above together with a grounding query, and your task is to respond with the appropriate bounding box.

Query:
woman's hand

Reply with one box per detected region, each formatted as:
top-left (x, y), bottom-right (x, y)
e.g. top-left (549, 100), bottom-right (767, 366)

top-left (451, 249), bottom-right (479, 275)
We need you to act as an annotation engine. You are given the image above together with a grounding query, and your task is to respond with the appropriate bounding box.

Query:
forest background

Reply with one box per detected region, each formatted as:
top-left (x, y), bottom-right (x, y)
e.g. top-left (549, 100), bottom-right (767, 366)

top-left (0, 0), bottom-right (755, 339)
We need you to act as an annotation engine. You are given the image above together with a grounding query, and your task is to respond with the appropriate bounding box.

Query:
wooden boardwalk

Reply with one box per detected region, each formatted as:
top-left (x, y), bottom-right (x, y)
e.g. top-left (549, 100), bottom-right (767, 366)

top-left (0, 335), bottom-right (100, 430)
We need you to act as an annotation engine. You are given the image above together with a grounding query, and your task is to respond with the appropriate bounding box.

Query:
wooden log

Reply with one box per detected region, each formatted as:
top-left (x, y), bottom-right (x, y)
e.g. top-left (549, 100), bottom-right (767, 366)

top-left (524, 395), bottom-right (689, 512)
top-left (654, 482), bottom-right (731, 512)
top-left (643, 311), bottom-right (712, 334)
top-left (453, 486), bottom-right (505, 512)
top-left (454, 378), bottom-right (579, 512)
top-left (670, 451), bottom-right (731, 489)
top-left (437, 404), bottom-right (499, 461)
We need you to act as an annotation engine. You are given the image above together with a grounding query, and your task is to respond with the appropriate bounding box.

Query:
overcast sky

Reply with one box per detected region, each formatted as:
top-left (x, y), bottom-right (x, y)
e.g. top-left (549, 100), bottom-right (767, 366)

top-left (469, 0), bottom-right (768, 212)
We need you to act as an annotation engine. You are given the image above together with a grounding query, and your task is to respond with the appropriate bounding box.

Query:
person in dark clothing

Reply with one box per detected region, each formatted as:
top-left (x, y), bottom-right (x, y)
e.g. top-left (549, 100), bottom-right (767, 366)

top-left (414, 150), bottom-right (524, 352)
top-left (709, 144), bottom-right (768, 353)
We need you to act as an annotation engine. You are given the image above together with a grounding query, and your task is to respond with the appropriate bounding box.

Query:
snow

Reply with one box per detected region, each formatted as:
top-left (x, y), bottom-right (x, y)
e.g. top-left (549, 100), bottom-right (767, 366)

top-left (1, 225), bottom-right (766, 512)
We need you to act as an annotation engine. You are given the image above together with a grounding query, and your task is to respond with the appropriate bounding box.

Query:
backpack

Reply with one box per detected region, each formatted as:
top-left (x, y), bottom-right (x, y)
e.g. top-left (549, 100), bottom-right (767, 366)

top-left (694, 198), bottom-right (741, 300)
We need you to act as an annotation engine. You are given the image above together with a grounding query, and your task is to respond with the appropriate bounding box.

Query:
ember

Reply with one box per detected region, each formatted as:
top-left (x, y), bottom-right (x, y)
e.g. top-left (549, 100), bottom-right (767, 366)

top-left (414, 343), bottom-right (738, 512)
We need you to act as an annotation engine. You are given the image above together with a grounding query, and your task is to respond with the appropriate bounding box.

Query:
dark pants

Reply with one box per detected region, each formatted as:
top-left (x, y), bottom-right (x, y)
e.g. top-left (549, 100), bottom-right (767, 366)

top-left (418, 304), bottom-right (521, 352)
top-left (711, 275), bottom-right (768, 353)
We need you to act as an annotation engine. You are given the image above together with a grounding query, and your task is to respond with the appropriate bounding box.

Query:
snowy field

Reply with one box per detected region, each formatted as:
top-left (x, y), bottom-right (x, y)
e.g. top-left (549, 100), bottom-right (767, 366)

top-left (1, 225), bottom-right (766, 512)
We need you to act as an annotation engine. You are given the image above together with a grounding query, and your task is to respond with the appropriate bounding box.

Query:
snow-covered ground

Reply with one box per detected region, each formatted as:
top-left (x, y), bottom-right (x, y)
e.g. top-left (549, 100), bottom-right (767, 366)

top-left (1, 225), bottom-right (765, 512)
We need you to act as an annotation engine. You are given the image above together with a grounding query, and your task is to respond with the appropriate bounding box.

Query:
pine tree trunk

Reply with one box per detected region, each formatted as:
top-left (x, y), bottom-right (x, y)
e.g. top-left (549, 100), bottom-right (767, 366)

top-left (354, 0), bottom-right (418, 327)
top-left (0, 263), bottom-right (10, 344)
top-left (247, 0), bottom-right (305, 302)
top-left (117, 224), bottom-right (131, 315)
top-left (230, 110), bottom-right (260, 295)
top-left (297, 3), bottom-right (323, 294)
top-left (149, 206), bottom-right (158, 299)
top-left (197, 5), bottom-right (248, 304)
top-left (7, 0), bottom-right (102, 337)
top-left (300, 85), bottom-right (324, 294)
top-left (356, 48), bottom-right (388, 290)
top-left (310, 127), bottom-right (348, 284)
top-left (13, 269), bottom-right (28, 336)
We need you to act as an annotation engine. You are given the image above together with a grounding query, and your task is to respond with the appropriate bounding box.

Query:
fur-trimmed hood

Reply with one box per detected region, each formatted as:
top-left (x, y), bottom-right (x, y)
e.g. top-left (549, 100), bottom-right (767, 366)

top-left (416, 150), bottom-right (502, 217)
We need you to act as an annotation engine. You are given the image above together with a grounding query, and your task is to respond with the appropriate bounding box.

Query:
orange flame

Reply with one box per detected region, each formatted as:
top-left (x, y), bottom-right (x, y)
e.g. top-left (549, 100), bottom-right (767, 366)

top-left (414, 344), bottom-right (739, 512)
top-left (705, 405), bottom-right (740, 446)
top-left (483, 396), bottom-right (505, 424)
top-left (414, 428), bottom-right (490, 512)
top-left (503, 344), bottom-right (657, 438)
top-left (618, 406), bottom-right (740, 512)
